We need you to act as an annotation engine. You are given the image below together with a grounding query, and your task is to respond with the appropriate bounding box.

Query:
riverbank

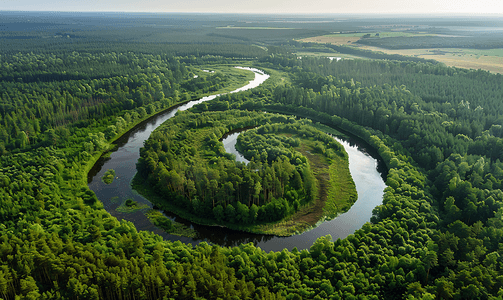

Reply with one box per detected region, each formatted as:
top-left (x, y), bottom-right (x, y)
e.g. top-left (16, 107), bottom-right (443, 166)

top-left (87, 67), bottom-right (272, 238)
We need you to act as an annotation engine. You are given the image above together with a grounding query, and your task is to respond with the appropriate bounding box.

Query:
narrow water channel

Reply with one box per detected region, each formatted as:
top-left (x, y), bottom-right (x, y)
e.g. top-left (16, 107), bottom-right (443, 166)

top-left (88, 67), bottom-right (386, 251)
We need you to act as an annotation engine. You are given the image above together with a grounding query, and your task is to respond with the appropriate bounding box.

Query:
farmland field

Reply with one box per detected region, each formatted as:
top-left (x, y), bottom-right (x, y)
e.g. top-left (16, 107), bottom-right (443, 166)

top-left (359, 47), bottom-right (503, 73)
top-left (300, 34), bottom-right (503, 73)
top-left (301, 35), bottom-right (360, 45)
top-left (301, 31), bottom-right (436, 45)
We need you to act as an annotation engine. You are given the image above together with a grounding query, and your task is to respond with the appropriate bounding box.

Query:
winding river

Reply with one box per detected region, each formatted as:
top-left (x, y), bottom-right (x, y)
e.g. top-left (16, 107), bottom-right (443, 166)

top-left (88, 67), bottom-right (386, 252)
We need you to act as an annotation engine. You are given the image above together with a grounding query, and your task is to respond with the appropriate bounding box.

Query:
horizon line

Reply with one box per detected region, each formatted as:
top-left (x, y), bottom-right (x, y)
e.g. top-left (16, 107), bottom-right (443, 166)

top-left (1, 10), bottom-right (503, 17)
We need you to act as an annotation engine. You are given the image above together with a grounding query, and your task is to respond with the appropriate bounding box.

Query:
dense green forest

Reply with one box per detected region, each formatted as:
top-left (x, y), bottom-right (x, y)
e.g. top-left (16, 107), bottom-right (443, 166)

top-left (1, 12), bottom-right (503, 300)
top-left (188, 55), bottom-right (503, 298)
top-left (0, 50), bottom-right (255, 154)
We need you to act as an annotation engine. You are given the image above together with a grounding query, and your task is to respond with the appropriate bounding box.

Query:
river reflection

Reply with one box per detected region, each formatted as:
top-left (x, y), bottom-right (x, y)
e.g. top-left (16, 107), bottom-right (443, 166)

top-left (88, 67), bottom-right (386, 252)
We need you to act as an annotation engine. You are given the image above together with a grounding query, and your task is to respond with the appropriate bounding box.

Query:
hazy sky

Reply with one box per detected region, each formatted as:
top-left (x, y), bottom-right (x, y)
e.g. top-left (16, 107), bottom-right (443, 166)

top-left (2, 0), bottom-right (503, 15)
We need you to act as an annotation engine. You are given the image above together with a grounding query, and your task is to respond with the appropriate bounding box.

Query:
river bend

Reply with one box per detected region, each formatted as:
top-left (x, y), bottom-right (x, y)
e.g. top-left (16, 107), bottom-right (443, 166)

top-left (88, 67), bottom-right (386, 251)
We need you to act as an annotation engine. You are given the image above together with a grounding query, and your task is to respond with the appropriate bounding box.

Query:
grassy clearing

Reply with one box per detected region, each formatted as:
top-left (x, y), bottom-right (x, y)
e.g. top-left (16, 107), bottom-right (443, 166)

top-left (301, 35), bottom-right (360, 46)
top-left (324, 156), bottom-right (357, 219)
top-left (295, 138), bottom-right (356, 221)
top-left (309, 125), bottom-right (357, 218)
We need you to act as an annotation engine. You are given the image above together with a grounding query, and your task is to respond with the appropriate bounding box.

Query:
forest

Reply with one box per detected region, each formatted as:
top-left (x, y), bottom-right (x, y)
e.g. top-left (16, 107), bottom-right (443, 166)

top-left (1, 12), bottom-right (503, 300)
top-left (136, 110), bottom-right (356, 234)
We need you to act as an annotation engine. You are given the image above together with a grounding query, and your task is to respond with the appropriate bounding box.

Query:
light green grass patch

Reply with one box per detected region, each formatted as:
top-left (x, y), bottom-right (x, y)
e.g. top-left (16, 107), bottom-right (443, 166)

top-left (324, 156), bottom-right (357, 219)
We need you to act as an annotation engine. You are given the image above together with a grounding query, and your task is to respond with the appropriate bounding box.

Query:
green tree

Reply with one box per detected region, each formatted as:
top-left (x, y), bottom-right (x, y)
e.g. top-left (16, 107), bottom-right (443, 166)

top-left (225, 204), bottom-right (236, 223)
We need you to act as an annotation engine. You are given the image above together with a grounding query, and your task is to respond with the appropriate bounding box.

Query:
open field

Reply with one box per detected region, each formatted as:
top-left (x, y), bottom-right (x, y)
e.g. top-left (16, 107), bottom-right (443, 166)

top-left (301, 35), bottom-right (360, 45)
top-left (294, 51), bottom-right (366, 60)
top-left (360, 46), bottom-right (503, 74)
top-left (300, 35), bottom-right (503, 73)
top-left (301, 31), bottom-right (435, 46)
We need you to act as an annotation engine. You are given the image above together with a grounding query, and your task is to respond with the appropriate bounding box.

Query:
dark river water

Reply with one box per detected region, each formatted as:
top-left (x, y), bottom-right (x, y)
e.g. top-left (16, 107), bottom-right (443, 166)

top-left (88, 67), bottom-right (386, 252)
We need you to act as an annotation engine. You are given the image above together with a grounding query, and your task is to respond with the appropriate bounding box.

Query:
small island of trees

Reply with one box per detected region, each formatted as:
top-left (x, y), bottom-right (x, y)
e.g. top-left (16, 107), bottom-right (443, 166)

top-left (101, 169), bottom-right (115, 184)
